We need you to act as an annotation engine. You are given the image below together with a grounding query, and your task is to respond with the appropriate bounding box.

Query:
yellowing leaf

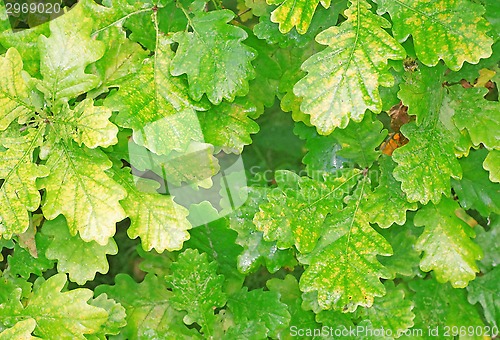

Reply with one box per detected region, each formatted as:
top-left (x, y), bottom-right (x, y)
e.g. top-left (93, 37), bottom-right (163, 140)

top-left (376, 0), bottom-right (494, 70)
top-left (294, 0), bottom-right (405, 134)
top-left (300, 179), bottom-right (393, 312)
top-left (392, 122), bottom-right (462, 204)
top-left (269, 0), bottom-right (329, 34)
top-left (0, 128), bottom-right (48, 238)
top-left (56, 99), bottom-right (118, 149)
top-left (254, 169), bottom-right (360, 254)
top-left (0, 48), bottom-right (34, 131)
top-left (40, 142), bottom-right (126, 245)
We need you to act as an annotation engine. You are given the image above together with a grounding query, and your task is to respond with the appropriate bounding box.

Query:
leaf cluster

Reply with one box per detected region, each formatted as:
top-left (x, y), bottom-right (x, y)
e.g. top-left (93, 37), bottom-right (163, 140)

top-left (0, 0), bottom-right (499, 338)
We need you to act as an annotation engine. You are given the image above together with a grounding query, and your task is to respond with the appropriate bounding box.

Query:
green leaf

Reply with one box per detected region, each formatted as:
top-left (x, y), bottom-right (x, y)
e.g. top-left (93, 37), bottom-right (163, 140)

top-left (0, 238), bottom-right (14, 262)
top-left (397, 64), bottom-right (446, 126)
top-left (42, 217), bottom-right (118, 285)
top-left (0, 48), bottom-right (35, 131)
top-left (483, 0), bottom-right (500, 39)
top-left (24, 274), bottom-right (108, 339)
top-left (294, 122), bottom-right (341, 173)
top-left (37, 15), bottom-right (104, 104)
top-left (399, 65), bottom-right (473, 159)
top-left (122, 8), bottom-right (157, 51)
top-left (185, 202), bottom-right (244, 282)
top-left (361, 156), bottom-right (417, 228)
top-left (413, 197), bottom-right (483, 288)
top-left (228, 187), bottom-right (297, 274)
top-left (243, 31), bottom-right (281, 116)
top-left (376, 0), bottom-right (494, 70)
top-left (221, 319), bottom-right (268, 339)
top-left (444, 42), bottom-right (500, 84)
top-left (294, 0), bottom-right (405, 134)
top-left (111, 167), bottom-right (192, 252)
top-left (40, 142), bottom-right (126, 245)
top-left (484, 150), bottom-right (500, 183)
top-left (452, 149), bottom-right (500, 217)
top-left (331, 112), bottom-right (387, 168)
top-left (392, 122), bottom-right (462, 204)
top-left (6, 234), bottom-right (53, 279)
top-left (171, 10), bottom-right (256, 104)
top-left (0, 24), bottom-right (48, 78)
top-left (56, 99), bottom-right (118, 149)
top-left (279, 48), bottom-right (314, 126)
top-left (136, 245), bottom-right (177, 278)
top-left (0, 128), bottom-right (48, 238)
top-left (254, 170), bottom-right (360, 254)
top-left (95, 274), bottom-right (200, 339)
top-left (299, 179), bottom-right (393, 312)
top-left (355, 281), bottom-right (414, 336)
top-left (0, 318), bottom-right (37, 340)
top-left (105, 36), bottom-right (207, 155)
top-left (198, 98), bottom-right (259, 154)
top-left (227, 287), bottom-right (291, 338)
top-left (87, 293), bottom-right (127, 339)
top-left (409, 278), bottom-right (485, 339)
top-left (377, 220), bottom-right (421, 278)
top-left (474, 215), bottom-right (500, 272)
top-left (467, 267), bottom-right (500, 328)
top-left (167, 249), bottom-right (226, 336)
top-left (266, 275), bottom-right (319, 339)
top-left (0, 283), bottom-right (24, 330)
top-left (450, 87), bottom-right (500, 151)
top-left (315, 309), bottom-right (355, 337)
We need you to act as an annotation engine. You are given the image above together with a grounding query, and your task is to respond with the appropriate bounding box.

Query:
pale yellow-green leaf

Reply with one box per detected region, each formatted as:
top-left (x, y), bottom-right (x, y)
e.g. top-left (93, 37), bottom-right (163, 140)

top-left (0, 48), bottom-right (35, 131)
top-left (0, 128), bottom-right (49, 238)
top-left (483, 150), bottom-right (500, 183)
top-left (40, 142), bottom-right (126, 245)
top-left (376, 0), bottom-right (494, 70)
top-left (112, 167), bottom-right (192, 253)
top-left (56, 99), bottom-right (118, 149)
top-left (0, 3), bottom-right (10, 33)
top-left (0, 318), bottom-right (38, 340)
top-left (37, 14), bottom-right (105, 104)
top-left (299, 179), bottom-right (393, 312)
top-left (23, 274), bottom-right (108, 339)
top-left (414, 198), bottom-right (483, 288)
top-left (294, 0), bottom-right (405, 134)
top-left (43, 217), bottom-right (119, 285)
